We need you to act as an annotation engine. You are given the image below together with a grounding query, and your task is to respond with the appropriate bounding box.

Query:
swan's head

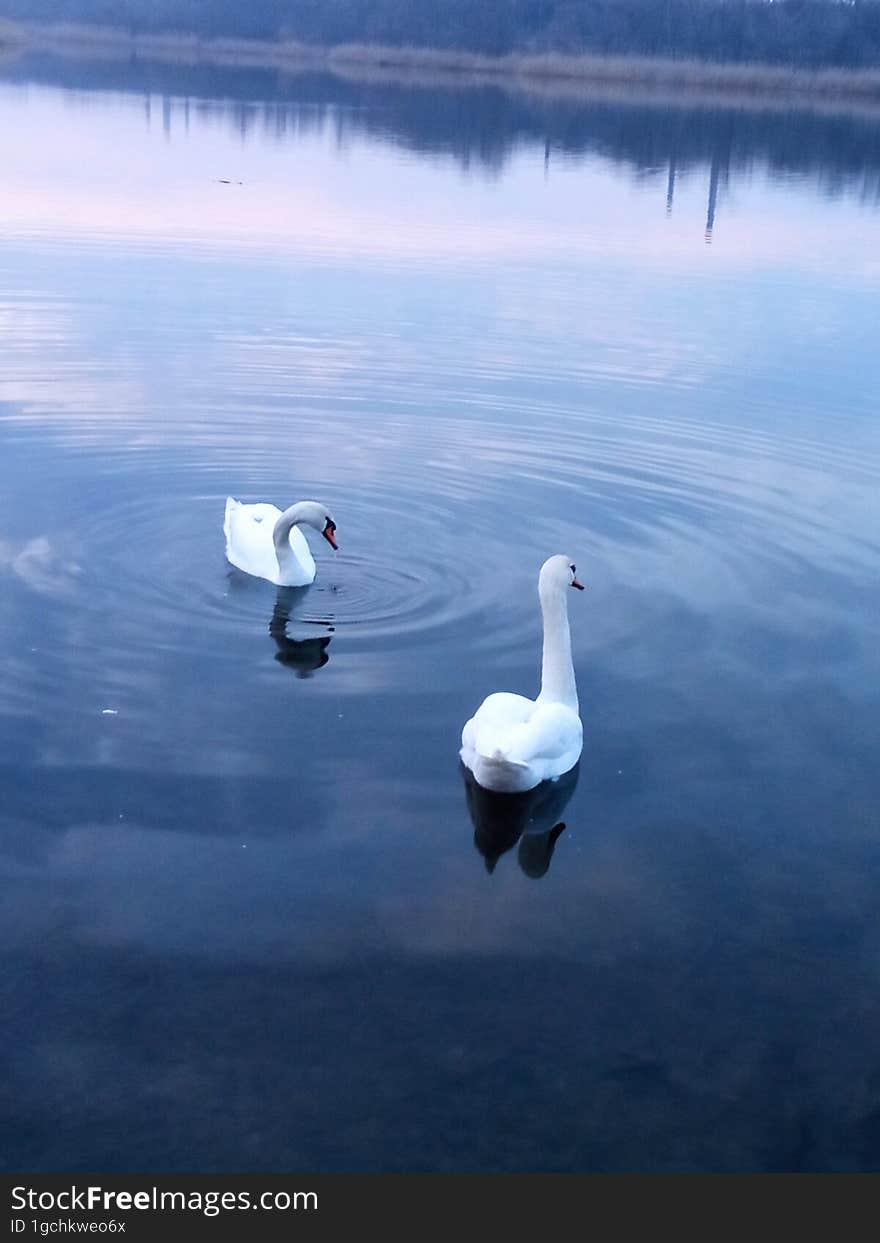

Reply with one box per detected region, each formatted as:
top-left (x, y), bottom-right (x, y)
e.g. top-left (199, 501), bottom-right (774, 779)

top-left (539, 554), bottom-right (584, 594)
top-left (296, 501), bottom-right (338, 549)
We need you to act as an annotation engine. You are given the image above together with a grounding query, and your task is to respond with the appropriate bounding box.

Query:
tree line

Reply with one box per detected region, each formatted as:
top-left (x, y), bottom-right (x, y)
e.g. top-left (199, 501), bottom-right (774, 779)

top-left (6, 0), bottom-right (880, 69)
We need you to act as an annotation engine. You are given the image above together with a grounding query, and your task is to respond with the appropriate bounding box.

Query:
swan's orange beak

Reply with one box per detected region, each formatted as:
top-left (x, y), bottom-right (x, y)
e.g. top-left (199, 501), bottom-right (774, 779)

top-left (322, 521), bottom-right (338, 550)
top-left (571, 578), bottom-right (585, 590)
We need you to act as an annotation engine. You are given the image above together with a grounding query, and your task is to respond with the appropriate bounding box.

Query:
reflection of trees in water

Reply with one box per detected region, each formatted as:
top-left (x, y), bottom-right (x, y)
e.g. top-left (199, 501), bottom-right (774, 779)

top-left (10, 51), bottom-right (880, 204)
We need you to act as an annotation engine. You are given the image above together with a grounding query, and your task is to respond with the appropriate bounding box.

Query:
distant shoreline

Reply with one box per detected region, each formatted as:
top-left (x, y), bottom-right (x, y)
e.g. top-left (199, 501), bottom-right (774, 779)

top-left (8, 19), bottom-right (880, 107)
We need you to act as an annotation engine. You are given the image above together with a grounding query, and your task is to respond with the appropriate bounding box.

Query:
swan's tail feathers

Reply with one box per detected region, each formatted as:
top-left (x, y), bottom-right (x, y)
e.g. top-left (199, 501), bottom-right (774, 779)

top-left (223, 496), bottom-right (240, 541)
top-left (484, 748), bottom-right (529, 770)
top-left (469, 747), bottom-right (534, 793)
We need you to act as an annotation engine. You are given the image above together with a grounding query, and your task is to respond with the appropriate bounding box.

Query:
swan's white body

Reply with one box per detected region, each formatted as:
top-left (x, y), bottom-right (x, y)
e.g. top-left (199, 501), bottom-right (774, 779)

top-left (223, 498), bottom-right (336, 587)
top-left (460, 555), bottom-right (584, 793)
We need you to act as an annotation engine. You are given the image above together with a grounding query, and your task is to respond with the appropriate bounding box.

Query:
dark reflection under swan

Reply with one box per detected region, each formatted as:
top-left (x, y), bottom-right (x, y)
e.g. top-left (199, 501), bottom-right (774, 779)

top-left (269, 586), bottom-right (333, 677)
top-left (461, 761), bottom-right (579, 877)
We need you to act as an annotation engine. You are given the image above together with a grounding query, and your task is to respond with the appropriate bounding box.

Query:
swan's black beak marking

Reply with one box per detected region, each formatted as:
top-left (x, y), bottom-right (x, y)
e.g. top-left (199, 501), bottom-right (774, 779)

top-left (571, 578), bottom-right (585, 590)
top-left (322, 521), bottom-right (338, 550)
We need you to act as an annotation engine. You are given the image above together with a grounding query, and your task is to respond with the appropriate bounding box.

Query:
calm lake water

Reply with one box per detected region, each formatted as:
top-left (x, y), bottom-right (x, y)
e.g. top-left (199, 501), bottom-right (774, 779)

top-left (2, 51), bottom-right (879, 1172)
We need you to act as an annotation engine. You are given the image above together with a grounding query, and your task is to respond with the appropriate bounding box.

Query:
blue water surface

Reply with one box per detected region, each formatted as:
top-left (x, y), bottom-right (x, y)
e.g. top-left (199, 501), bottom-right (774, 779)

top-left (1, 52), bottom-right (879, 1171)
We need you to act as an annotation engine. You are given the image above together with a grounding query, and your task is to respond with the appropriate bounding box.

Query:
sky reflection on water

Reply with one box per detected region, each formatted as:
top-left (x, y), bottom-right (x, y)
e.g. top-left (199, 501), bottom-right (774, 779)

top-left (1, 54), bottom-right (879, 1171)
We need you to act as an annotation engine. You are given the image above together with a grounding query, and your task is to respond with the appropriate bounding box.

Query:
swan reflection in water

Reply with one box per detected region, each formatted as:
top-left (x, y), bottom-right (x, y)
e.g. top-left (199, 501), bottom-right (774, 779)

top-left (269, 586), bottom-right (333, 677)
top-left (461, 761), bottom-right (579, 877)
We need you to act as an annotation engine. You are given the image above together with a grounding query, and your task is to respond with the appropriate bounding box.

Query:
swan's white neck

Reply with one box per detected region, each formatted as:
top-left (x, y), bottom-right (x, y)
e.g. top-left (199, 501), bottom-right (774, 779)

top-left (536, 585), bottom-right (578, 710)
top-left (273, 504), bottom-right (308, 568)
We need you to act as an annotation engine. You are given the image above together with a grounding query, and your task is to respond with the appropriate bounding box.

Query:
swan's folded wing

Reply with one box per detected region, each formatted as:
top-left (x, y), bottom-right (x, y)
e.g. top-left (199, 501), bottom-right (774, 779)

top-left (499, 703), bottom-right (582, 768)
top-left (224, 500), bottom-right (283, 581)
top-left (235, 502), bottom-right (283, 527)
top-left (461, 692), bottom-right (535, 750)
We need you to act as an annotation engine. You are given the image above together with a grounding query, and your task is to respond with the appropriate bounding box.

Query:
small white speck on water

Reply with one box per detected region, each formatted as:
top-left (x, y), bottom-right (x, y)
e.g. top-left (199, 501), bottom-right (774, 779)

top-left (241, 844), bottom-right (247, 849)
top-left (101, 709), bottom-right (118, 716)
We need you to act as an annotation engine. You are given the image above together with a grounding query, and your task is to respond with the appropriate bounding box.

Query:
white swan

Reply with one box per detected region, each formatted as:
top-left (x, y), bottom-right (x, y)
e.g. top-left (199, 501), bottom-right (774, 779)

top-left (223, 498), bottom-right (338, 587)
top-left (460, 554), bottom-right (584, 793)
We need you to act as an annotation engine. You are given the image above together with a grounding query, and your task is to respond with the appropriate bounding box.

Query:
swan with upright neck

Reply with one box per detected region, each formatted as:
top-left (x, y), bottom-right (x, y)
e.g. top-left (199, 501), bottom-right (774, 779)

top-left (223, 497), bottom-right (338, 587)
top-left (460, 554), bottom-right (584, 793)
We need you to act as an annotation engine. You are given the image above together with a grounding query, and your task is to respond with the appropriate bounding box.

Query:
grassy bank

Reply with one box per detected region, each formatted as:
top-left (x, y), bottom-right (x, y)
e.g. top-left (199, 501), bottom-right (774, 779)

top-left (9, 20), bottom-right (880, 105)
